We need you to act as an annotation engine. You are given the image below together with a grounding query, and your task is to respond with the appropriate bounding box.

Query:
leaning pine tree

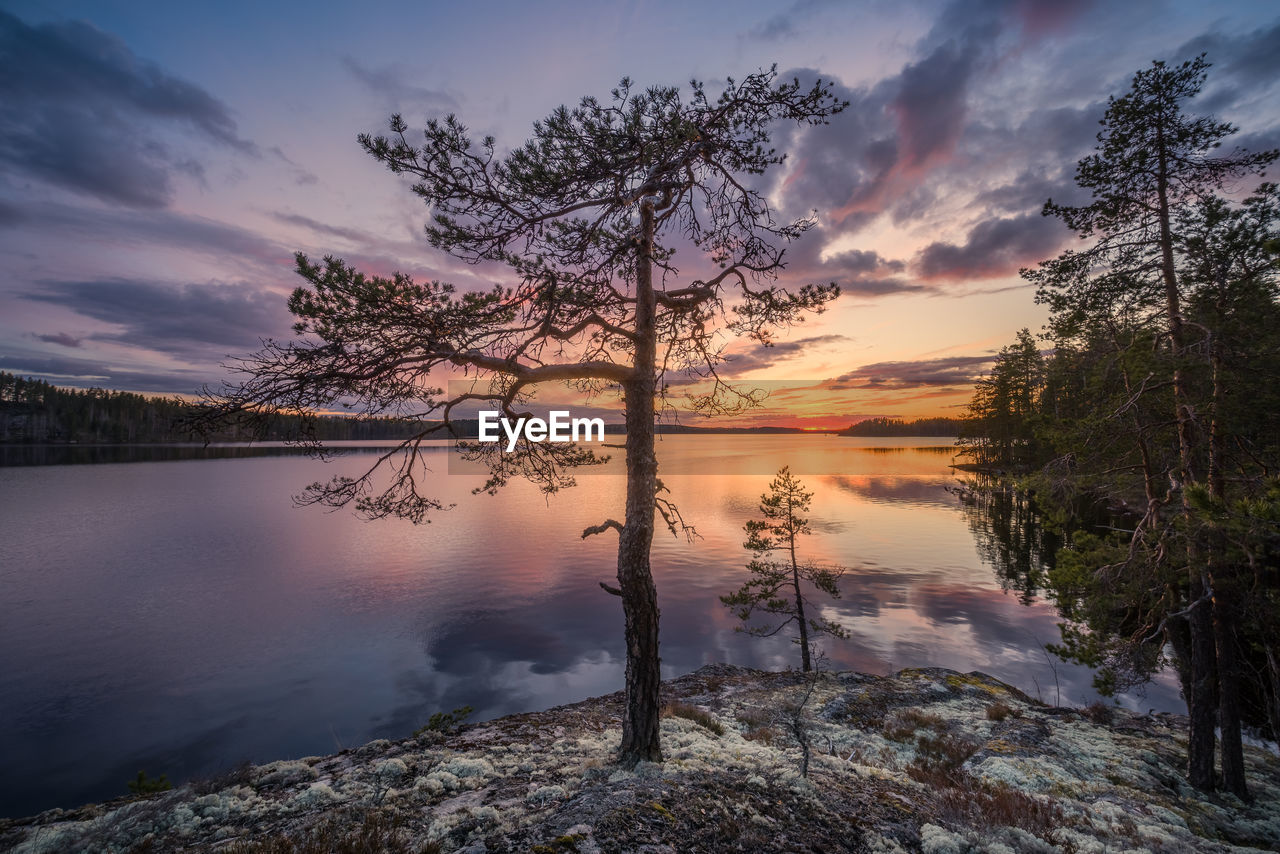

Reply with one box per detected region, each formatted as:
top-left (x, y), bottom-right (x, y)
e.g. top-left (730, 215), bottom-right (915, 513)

top-left (197, 69), bottom-right (846, 766)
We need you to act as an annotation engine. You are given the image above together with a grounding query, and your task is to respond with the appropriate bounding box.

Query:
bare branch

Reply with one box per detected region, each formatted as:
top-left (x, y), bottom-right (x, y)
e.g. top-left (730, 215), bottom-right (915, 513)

top-left (582, 519), bottom-right (625, 538)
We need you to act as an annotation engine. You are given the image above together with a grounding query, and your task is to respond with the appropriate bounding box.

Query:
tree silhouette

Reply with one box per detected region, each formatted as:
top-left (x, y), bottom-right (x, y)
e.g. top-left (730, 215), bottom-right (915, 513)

top-left (958, 329), bottom-right (1045, 471)
top-left (197, 68), bottom-right (846, 765)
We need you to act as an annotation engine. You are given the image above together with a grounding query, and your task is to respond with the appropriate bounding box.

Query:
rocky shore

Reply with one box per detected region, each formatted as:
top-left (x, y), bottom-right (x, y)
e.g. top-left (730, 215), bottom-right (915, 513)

top-left (3, 665), bottom-right (1278, 853)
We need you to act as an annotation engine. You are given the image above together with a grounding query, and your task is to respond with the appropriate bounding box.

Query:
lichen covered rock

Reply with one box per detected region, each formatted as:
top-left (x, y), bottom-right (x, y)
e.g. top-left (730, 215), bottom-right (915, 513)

top-left (1, 664), bottom-right (1276, 853)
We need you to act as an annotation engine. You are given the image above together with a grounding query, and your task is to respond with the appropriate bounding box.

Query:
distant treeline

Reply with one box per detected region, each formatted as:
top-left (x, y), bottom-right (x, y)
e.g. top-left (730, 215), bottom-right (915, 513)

top-left (0, 372), bottom-right (422, 444)
top-left (0, 372), bottom-right (834, 444)
top-left (2, 370), bottom-right (960, 444)
top-left (838, 417), bottom-right (960, 437)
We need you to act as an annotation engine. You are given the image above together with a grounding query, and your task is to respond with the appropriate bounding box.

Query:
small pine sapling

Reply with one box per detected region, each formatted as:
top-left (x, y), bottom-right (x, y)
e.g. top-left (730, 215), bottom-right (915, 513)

top-left (721, 467), bottom-right (848, 671)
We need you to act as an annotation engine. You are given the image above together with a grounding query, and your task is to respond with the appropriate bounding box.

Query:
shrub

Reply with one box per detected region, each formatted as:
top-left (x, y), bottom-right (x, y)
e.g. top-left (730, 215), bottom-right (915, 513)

top-left (985, 701), bottom-right (1018, 721)
top-left (907, 734), bottom-right (979, 786)
top-left (127, 770), bottom-right (171, 795)
top-left (735, 707), bottom-right (774, 728)
top-left (663, 701), bottom-right (725, 736)
top-left (934, 784), bottom-right (1064, 837)
top-left (883, 708), bottom-right (946, 742)
top-left (1082, 700), bottom-right (1114, 725)
top-left (414, 705), bottom-right (473, 737)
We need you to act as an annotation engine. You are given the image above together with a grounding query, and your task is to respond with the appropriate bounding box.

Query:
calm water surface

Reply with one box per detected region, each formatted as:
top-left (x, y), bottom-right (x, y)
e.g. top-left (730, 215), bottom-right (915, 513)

top-left (0, 436), bottom-right (1181, 817)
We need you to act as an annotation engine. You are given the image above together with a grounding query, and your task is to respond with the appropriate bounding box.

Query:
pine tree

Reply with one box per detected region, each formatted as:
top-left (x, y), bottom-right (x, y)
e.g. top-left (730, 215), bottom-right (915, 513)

top-left (197, 69), bottom-right (846, 765)
top-left (721, 467), bottom-right (847, 671)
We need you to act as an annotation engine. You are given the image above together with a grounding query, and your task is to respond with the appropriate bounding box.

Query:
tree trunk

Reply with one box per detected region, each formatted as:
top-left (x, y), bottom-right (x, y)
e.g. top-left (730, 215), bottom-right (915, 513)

top-left (1187, 586), bottom-right (1218, 790)
top-left (1208, 330), bottom-right (1248, 798)
top-left (616, 198), bottom-right (662, 766)
top-left (1165, 616), bottom-right (1194, 706)
top-left (1262, 639), bottom-right (1280, 749)
top-left (1214, 586), bottom-right (1248, 798)
top-left (790, 526), bottom-right (810, 672)
top-left (1157, 124), bottom-right (1216, 792)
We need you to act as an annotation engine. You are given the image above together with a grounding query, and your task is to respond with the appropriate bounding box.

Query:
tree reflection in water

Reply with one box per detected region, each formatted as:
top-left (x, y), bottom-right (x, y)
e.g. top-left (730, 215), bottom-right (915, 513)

top-left (951, 473), bottom-right (1061, 606)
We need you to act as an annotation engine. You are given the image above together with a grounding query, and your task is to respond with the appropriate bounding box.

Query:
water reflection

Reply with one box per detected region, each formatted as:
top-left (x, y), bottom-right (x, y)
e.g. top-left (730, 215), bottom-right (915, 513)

top-left (0, 437), bottom-right (1182, 818)
top-left (952, 474), bottom-right (1062, 605)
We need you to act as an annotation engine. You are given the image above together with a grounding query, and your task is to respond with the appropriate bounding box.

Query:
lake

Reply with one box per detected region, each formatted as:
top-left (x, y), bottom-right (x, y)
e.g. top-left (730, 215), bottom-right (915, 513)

top-left (0, 435), bottom-right (1182, 817)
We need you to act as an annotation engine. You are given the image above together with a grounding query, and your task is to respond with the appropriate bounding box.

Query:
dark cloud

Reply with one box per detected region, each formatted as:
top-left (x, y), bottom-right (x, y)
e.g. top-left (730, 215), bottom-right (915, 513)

top-left (835, 276), bottom-right (928, 297)
top-left (3, 200), bottom-right (451, 288)
top-left (824, 248), bottom-right (905, 275)
top-left (819, 248), bottom-right (922, 296)
top-left (914, 213), bottom-right (1067, 281)
top-left (1007, 0), bottom-right (1096, 42)
top-left (889, 184), bottom-right (941, 226)
top-left (0, 201), bottom-right (287, 269)
top-left (890, 33), bottom-right (991, 176)
top-left (974, 171), bottom-right (1074, 215)
top-left (35, 332), bottom-right (82, 348)
top-left (3, 108), bottom-right (177, 208)
top-left (770, 69), bottom-right (898, 225)
top-left (783, 236), bottom-right (925, 298)
top-left (0, 10), bottom-right (254, 208)
top-left (749, 333), bottom-right (850, 357)
top-left (0, 348), bottom-right (211, 393)
top-left (341, 57), bottom-right (459, 112)
top-left (1177, 22), bottom-right (1280, 114)
top-left (271, 212), bottom-right (373, 245)
top-left (962, 104), bottom-right (1103, 212)
top-left (744, 0), bottom-right (840, 41)
top-left (22, 278), bottom-right (292, 360)
top-left (830, 355), bottom-right (994, 390)
top-left (721, 333), bottom-right (851, 374)
top-left (1219, 22), bottom-right (1280, 86)
top-left (1009, 103), bottom-right (1107, 164)
top-left (763, 0), bottom-right (1110, 286)
top-left (1233, 128), bottom-right (1280, 162)
top-left (773, 2), bottom-right (1009, 228)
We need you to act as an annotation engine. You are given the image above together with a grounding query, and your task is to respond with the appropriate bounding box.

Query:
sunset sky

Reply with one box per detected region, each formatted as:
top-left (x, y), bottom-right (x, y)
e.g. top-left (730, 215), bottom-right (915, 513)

top-left (1, 0), bottom-right (1277, 424)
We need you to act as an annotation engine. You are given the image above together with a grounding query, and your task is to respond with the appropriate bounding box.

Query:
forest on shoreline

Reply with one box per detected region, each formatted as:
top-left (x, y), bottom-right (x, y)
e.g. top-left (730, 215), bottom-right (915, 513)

top-left (954, 57), bottom-right (1279, 798)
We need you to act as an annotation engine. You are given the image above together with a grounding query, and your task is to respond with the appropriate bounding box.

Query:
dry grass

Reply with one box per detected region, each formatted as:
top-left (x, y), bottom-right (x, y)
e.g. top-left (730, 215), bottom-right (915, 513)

top-left (906, 734), bottom-right (980, 787)
top-left (883, 708), bottom-right (947, 742)
top-left (218, 809), bottom-right (436, 854)
top-left (189, 760), bottom-right (253, 796)
top-left (935, 784), bottom-right (1064, 838)
top-left (985, 701), bottom-right (1019, 721)
top-left (1082, 700), bottom-right (1115, 726)
top-left (734, 706), bottom-right (774, 728)
top-left (741, 725), bottom-right (776, 745)
top-left (663, 701), bottom-right (725, 736)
